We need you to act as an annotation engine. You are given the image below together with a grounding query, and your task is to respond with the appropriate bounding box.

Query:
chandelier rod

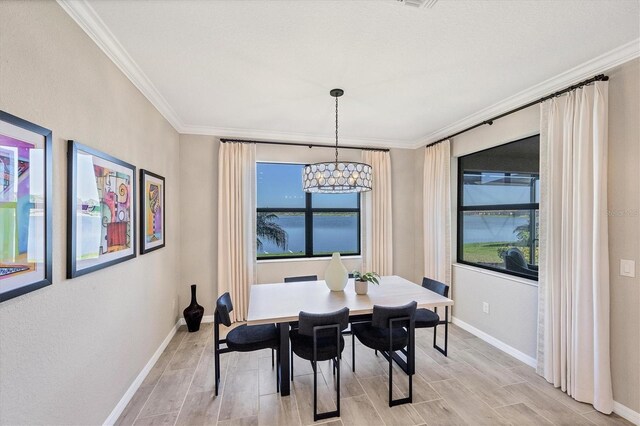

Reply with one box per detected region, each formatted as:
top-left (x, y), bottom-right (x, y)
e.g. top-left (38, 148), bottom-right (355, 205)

top-left (335, 95), bottom-right (339, 163)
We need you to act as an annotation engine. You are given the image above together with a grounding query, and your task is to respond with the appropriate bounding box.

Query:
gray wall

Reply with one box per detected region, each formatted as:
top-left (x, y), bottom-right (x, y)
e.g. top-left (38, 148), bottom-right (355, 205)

top-left (0, 2), bottom-right (181, 424)
top-left (606, 58), bottom-right (640, 414)
top-left (178, 138), bottom-right (419, 316)
top-left (447, 58), bottom-right (640, 412)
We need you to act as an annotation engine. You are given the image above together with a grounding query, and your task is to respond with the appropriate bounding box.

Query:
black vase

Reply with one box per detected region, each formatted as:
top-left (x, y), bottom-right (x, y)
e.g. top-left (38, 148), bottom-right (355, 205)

top-left (183, 284), bottom-right (204, 332)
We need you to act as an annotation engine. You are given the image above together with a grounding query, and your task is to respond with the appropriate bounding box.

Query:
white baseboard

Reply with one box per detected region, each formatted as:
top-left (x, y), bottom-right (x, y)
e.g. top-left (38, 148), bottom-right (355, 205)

top-left (613, 401), bottom-right (640, 425)
top-left (451, 316), bottom-right (537, 368)
top-left (452, 316), bottom-right (640, 424)
top-left (103, 320), bottom-right (181, 425)
top-left (178, 315), bottom-right (214, 326)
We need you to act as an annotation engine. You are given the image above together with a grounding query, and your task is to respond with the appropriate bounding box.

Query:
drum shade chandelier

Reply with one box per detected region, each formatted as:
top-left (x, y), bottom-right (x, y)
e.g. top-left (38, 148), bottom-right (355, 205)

top-left (302, 89), bottom-right (372, 193)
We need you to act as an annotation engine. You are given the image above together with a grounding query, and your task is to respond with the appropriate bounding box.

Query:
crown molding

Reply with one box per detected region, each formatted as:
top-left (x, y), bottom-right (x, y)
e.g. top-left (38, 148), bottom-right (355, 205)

top-left (413, 38), bottom-right (640, 148)
top-left (57, 0), bottom-right (183, 132)
top-left (180, 124), bottom-right (409, 149)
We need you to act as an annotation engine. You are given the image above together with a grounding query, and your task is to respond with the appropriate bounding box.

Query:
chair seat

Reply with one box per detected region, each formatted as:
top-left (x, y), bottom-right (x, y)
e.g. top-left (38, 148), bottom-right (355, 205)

top-left (226, 324), bottom-right (279, 352)
top-left (352, 322), bottom-right (409, 352)
top-left (290, 329), bottom-right (345, 362)
top-left (415, 308), bottom-right (440, 328)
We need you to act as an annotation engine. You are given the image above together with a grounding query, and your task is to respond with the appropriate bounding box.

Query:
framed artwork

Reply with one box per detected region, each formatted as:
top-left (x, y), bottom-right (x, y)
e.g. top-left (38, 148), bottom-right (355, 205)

top-left (140, 170), bottom-right (165, 254)
top-left (0, 111), bottom-right (52, 303)
top-left (67, 141), bottom-right (136, 278)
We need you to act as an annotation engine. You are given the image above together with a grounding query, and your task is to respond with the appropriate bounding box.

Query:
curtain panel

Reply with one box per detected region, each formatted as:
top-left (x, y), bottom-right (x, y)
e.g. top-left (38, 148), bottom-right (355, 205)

top-left (537, 81), bottom-right (613, 413)
top-left (362, 150), bottom-right (393, 276)
top-left (217, 142), bottom-right (256, 322)
top-left (423, 140), bottom-right (451, 285)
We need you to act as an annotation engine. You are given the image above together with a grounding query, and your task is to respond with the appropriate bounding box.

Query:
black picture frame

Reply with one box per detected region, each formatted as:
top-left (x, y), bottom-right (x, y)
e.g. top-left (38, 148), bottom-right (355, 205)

top-left (0, 110), bottom-right (53, 303)
top-left (139, 169), bottom-right (165, 254)
top-left (67, 140), bottom-right (136, 278)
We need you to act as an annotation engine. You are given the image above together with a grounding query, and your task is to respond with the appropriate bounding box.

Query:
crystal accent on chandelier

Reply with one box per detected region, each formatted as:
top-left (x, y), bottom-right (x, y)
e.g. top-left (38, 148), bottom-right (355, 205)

top-left (302, 161), bottom-right (372, 193)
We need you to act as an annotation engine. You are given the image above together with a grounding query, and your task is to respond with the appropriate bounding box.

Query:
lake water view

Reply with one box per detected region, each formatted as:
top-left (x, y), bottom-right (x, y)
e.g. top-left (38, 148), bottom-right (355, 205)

top-left (258, 214), bottom-right (358, 256)
top-left (257, 212), bottom-right (533, 257)
top-left (462, 214), bottom-right (530, 243)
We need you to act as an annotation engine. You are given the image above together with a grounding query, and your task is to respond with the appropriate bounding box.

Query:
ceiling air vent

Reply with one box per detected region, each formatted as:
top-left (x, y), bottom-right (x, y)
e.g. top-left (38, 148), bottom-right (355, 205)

top-left (397, 0), bottom-right (438, 8)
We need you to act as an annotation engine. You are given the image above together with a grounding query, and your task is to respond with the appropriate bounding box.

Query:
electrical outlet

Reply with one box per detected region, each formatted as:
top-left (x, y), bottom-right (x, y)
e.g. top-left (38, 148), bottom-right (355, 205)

top-left (620, 259), bottom-right (636, 278)
top-left (482, 302), bottom-right (490, 314)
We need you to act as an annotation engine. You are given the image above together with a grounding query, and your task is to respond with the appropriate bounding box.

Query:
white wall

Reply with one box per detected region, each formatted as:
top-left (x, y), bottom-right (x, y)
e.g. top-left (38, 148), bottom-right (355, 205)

top-left (445, 58), bottom-right (640, 412)
top-left (0, 2), bottom-right (181, 424)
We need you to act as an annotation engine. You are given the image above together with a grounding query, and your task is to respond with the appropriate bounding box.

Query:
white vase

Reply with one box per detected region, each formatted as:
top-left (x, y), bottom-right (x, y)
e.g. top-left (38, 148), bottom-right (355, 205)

top-left (355, 280), bottom-right (368, 295)
top-left (324, 252), bottom-right (348, 292)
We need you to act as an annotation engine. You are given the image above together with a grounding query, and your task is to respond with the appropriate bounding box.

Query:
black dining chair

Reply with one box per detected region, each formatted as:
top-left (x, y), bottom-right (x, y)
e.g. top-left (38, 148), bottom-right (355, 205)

top-left (214, 292), bottom-right (280, 396)
top-left (284, 275), bottom-right (318, 283)
top-left (505, 248), bottom-right (539, 278)
top-left (289, 307), bottom-right (349, 421)
top-left (415, 277), bottom-right (450, 356)
top-left (352, 301), bottom-right (417, 407)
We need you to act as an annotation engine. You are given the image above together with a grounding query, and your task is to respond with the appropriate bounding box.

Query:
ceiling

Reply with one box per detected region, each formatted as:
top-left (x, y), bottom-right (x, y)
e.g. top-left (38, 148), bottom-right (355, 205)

top-left (61, 0), bottom-right (639, 148)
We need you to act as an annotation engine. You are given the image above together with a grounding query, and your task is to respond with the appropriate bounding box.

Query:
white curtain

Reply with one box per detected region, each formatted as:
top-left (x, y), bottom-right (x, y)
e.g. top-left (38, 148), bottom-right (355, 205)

top-left (423, 140), bottom-right (451, 285)
top-left (537, 81), bottom-right (612, 413)
top-left (362, 150), bottom-right (393, 276)
top-left (217, 142), bottom-right (256, 322)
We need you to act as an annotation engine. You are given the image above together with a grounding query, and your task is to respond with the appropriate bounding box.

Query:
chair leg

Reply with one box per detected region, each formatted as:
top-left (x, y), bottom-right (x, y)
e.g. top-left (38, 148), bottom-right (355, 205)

top-left (214, 349), bottom-right (220, 396)
top-left (433, 306), bottom-right (449, 357)
top-left (352, 332), bottom-right (356, 372)
top-left (387, 318), bottom-right (413, 407)
top-left (312, 350), bottom-right (340, 420)
top-left (272, 349), bottom-right (275, 368)
top-left (388, 351), bottom-right (393, 406)
top-left (433, 324), bottom-right (438, 347)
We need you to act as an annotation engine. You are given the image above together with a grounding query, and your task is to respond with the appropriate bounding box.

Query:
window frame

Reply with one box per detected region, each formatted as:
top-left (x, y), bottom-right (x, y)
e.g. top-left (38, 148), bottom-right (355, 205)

top-left (257, 162), bottom-right (361, 260)
top-left (456, 136), bottom-right (540, 281)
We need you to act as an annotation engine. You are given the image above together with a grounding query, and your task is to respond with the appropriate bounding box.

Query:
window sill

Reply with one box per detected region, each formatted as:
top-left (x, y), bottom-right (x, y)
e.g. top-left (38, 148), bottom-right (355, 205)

top-left (258, 255), bottom-right (362, 264)
top-left (452, 263), bottom-right (539, 288)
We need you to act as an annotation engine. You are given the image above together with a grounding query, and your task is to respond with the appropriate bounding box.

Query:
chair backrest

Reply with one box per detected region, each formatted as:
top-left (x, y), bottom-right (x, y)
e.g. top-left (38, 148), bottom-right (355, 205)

top-left (215, 292), bottom-right (233, 327)
top-left (298, 307), bottom-right (350, 337)
top-left (421, 277), bottom-right (449, 298)
top-left (372, 301), bottom-right (417, 329)
top-left (505, 248), bottom-right (538, 278)
top-left (284, 275), bottom-right (318, 283)
top-left (505, 248), bottom-right (530, 273)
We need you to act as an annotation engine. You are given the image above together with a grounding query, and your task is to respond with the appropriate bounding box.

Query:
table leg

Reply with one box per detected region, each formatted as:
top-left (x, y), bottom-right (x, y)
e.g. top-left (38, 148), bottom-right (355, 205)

top-left (278, 323), bottom-right (290, 396)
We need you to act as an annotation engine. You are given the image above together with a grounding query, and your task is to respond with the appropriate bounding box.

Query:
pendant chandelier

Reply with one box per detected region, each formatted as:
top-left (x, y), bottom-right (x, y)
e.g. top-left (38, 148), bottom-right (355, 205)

top-left (302, 89), bottom-right (372, 193)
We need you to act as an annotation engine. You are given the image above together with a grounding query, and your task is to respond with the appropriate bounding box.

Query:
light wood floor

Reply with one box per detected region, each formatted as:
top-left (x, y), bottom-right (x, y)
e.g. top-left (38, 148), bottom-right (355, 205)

top-left (116, 323), bottom-right (631, 426)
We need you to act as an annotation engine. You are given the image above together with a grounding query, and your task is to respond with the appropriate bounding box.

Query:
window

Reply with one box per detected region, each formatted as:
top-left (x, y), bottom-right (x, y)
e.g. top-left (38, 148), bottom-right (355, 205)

top-left (457, 135), bottom-right (540, 280)
top-left (257, 162), bottom-right (360, 259)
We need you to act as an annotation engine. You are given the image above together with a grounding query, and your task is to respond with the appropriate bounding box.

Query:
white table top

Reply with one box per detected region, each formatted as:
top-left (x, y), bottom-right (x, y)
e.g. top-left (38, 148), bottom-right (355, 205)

top-left (246, 275), bottom-right (454, 325)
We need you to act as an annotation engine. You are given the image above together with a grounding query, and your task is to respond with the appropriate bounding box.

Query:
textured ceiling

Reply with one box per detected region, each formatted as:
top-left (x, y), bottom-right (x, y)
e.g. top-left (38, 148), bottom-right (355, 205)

top-left (78, 0), bottom-right (639, 147)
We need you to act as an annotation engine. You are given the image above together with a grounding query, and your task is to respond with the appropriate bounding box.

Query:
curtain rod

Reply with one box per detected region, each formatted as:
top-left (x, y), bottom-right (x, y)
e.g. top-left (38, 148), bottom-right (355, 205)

top-left (425, 73), bottom-right (609, 148)
top-left (219, 138), bottom-right (390, 152)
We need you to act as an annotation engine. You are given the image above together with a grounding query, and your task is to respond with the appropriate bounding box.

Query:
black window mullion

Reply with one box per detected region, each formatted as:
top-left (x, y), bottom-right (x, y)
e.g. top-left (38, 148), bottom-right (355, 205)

top-left (459, 203), bottom-right (539, 211)
top-left (305, 192), bottom-right (313, 256)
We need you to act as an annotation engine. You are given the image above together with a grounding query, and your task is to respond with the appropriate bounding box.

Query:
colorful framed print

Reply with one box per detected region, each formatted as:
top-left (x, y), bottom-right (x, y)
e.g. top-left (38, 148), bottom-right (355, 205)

top-left (0, 111), bottom-right (52, 303)
top-left (140, 170), bottom-right (165, 254)
top-left (67, 141), bottom-right (136, 278)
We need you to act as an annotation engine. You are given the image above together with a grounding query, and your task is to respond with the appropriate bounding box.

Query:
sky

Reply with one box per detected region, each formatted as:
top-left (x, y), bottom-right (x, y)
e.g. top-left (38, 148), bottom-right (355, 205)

top-left (257, 162), bottom-right (357, 209)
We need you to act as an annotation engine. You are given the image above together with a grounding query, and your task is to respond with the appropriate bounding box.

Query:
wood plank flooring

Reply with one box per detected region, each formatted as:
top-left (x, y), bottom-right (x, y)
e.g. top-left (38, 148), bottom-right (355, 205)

top-left (116, 323), bottom-right (631, 426)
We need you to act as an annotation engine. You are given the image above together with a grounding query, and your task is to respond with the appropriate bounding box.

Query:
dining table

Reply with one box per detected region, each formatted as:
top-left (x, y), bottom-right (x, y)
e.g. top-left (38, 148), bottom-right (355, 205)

top-left (246, 275), bottom-right (454, 396)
